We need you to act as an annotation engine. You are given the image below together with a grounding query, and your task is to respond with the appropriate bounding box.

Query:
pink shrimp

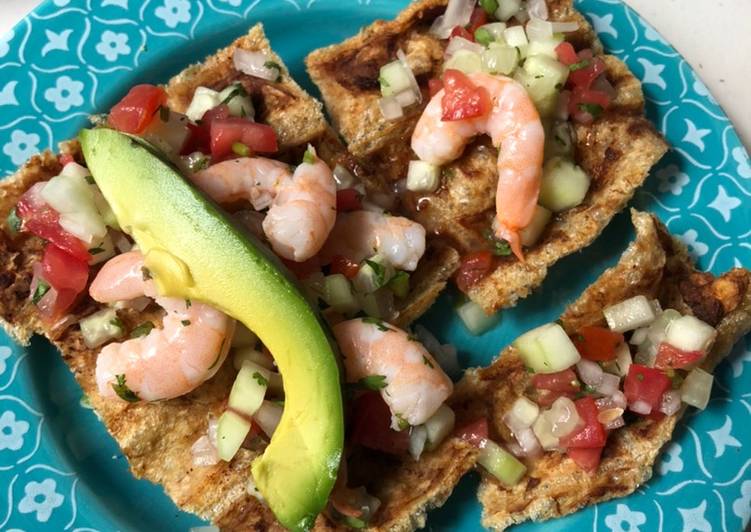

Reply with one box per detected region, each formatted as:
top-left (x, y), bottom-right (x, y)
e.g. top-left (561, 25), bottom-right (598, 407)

top-left (411, 72), bottom-right (544, 260)
top-left (89, 251), bottom-right (235, 402)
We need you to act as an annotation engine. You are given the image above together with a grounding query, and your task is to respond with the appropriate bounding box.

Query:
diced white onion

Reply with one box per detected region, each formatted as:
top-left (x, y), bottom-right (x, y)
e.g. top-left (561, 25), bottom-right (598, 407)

top-left (233, 347), bottom-right (274, 371)
top-left (664, 315), bottom-right (717, 354)
top-left (515, 427), bottom-right (542, 457)
top-left (407, 160), bottom-right (441, 193)
top-left (379, 96), bottom-right (404, 120)
top-left (514, 9), bottom-right (530, 23)
top-left (630, 399), bottom-right (652, 415)
top-left (603, 295), bottom-right (658, 333)
top-left (532, 411), bottom-right (559, 449)
top-left (591, 75), bottom-right (617, 99)
top-left (630, 327), bottom-right (649, 346)
top-left (613, 342), bottom-right (633, 376)
top-left (509, 397), bottom-right (540, 428)
top-left (445, 36), bottom-right (485, 58)
top-left (503, 25), bottom-right (529, 48)
top-left (254, 400), bottom-right (283, 437)
top-left (394, 89), bottom-right (418, 108)
top-left (495, 0), bottom-right (522, 22)
top-left (681, 368), bottom-right (713, 410)
top-left (191, 435), bottom-right (219, 467)
top-left (396, 49), bottom-right (422, 104)
top-left (233, 49), bottom-right (279, 81)
top-left (526, 17), bottom-right (553, 42)
top-left (596, 407), bottom-right (624, 425)
top-left (547, 396), bottom-right (581, 438)
top-left (604, 416), bottom-right (625, 430)
top-left (576, 359), bottom-right (603, 387)
top-left (596, 373), bottom-right (621, 396)
top-left (185, 86), bottom-right (221, 122)
top-left (526, 0), bottom-right (549, 20)
top-left (409, 425), bottom-right (428, 460)
top-left (424, 404), bottom-right (456, 450)
top-left (659, 389), bottom-right (682, 416)
top-left (333, 164), bottom-right (357, 190)
top-left (429, 0), bottom-right (475, 39)
top-left (444, 49), bottom-right (483, 74)
top-left (595, 390), bottom-right (627, 412)
top-left (550, 21), bottom-right (580, 33)
top-left (114, 233), bottom-right (133, 254)
top-left (479, 22), bottom-right (507, 41)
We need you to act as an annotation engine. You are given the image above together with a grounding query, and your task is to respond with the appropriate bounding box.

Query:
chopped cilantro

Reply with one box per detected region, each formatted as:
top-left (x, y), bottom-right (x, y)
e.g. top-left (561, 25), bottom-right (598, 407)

top-left (395, 414), bottom-right (409, 431)
top-left (264, 61), bottom-right (283, 82)
top-left (130, 321), bottom-right (154, 338)
top-left (6, 207), bottom-right (21, 234)
top-left (85, 174), bottom-right (95, 184)
top-left (569, 59), bottom-right (591, 71)
top-left (89, 246), bottom-right (105, 255)
top-left (361, 316), bottom-right (389, 332)
top-left (220, 84), bottom-right (248, 105)
top-left (358, 374), bottom-right (387, 390)
top-left (141, 267), bottom-right (152, 281)
top-left (110, 317), bottom-right (124, 329)
top-left (387, 270), bottom-right (410, 299)
top-left (636, 373), bottom-right (645, 381)
top-left (32, 281), bottom-right (50, 305)
top-left (422, 355), bottom-right (435, 369)
top-left (378, 75), bottom-right (390, 88)
top-left (483, 228), bottom-right (512, 256)
top-left (578, 103), bottom-right (603, 118)
top-left (185, 299), bottom-right (192, 308)
top-left (181, 319), bottom-right (191, 326)
top-left (232, 142), bottom-right (251, 157)
top-left (187, 155), bottom-right (209, 172)
top-left (364, 259), bottom-right (387, 288)
top-left (252, 371), bottom-right (269, 387)
top-left (474, 27), bottom-right (494, 47)
top-left (302, 146), bottom-right (317, 164)
top-left (112, 374), bottom-right (140, 402)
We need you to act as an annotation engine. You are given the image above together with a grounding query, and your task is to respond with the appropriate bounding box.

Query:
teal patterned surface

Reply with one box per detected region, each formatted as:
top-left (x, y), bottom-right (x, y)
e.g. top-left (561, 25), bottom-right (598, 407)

top-left (0, 1), bottom-right (749, 530)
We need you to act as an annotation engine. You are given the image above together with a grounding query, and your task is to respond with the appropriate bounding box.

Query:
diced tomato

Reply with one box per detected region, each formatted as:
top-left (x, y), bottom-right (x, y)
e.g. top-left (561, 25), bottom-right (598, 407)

top-left (647, 410), bottom-right (666, 421)
top-left (108, 84), bottom-right (167, 134)
top-left (58, 153), bottom-right (75, 166)
top-left (654, 342), bottom-right (705, 370)
top-left (467, 7), bottom-right (487, 33)
top-left (568, 88), bottom-right (611, 124)
top-left (560, 396), bottom-right (607, 449)
top-left (330, 255), bottom-right (361, 280)
top-left (210, 118), bottom-right (278, 160)
top-left (349, 392), bottom-right (409, 455)
top-left (567, 446), bottom-right (603, 473)
top-left (572, 326), bottom-right (624, 362)
top-left (336, 188), bottom-right (362, 212)
top-left (441, 69), bottom-right (491, 122)
top-left (428, 78), bottom-right (444, 98)
top-left (623, 364), bottom-right (671, 413)
top-left (568, 56), bottom-right (606, 90)
top-left (456, 417), bottom-right (489, 446)
top-left (281, 257), bottom-right (320, 280)
top-left (532, 368), bottom-right (581, 393)
top-left (555, 42), bottom-right (579, 66)
top-left (180, 105), bottom-right (231, 155)
top-left (40, 244), bottom-right (89, 316)
top-left (450, 26), bottom-right (474, 41)
top-left (16, 184), bottom-right (90, 262)
top-left (454, 250), bottom-right (493, 293)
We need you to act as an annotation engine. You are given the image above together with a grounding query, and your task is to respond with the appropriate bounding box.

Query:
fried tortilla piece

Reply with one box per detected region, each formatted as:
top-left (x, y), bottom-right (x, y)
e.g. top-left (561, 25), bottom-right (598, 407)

top-left (449, 210), bottom-right (751, 530)
top-left (307, 0), bottom-right (668, 313)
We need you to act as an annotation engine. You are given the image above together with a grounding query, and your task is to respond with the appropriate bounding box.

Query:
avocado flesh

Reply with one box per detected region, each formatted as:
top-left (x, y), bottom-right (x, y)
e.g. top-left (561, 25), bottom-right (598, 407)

top-left (79, 128), bottom-right (343, 531)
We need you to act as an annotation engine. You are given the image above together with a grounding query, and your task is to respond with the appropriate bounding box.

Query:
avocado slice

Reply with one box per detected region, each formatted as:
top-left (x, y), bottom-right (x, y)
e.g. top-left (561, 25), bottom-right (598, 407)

top-left (79, 128), bottom-right (344, 531)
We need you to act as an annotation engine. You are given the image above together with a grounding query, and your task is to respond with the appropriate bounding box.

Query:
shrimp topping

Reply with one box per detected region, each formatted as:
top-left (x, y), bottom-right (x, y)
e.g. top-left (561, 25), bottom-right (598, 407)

top-left (333, 318), bottom-right (452, 427)
top-left (191, 156), bottom-right (337, 262)
top-left (89, 251), bottom-right (234, 402)
top-left (321, 210), bottom-right (426, 271)
top-left (411, 71), bottom-right (544, 260)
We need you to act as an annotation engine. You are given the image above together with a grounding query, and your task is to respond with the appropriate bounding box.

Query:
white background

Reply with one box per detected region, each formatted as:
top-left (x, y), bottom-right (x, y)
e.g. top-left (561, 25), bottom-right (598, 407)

top-left (1, 0), bottom-right (749, 148)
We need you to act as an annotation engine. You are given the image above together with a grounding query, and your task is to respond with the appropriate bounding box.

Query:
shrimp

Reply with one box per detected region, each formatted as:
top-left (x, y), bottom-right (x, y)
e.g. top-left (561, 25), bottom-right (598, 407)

top-left (333, 318), bottom-right (452, 427)
top-left (191, 156), bottom-right (337, 261)
top-left (321, 210), bottom-right (426, 271)
top-left (411, 72), bottom-right (544, 260)
top-left (89, 250), bottom-right (235, 402)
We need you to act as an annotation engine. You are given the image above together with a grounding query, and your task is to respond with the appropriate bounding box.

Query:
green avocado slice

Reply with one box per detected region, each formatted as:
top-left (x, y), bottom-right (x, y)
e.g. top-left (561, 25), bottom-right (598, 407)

top-left (79, 128), bottom-right (343, 531)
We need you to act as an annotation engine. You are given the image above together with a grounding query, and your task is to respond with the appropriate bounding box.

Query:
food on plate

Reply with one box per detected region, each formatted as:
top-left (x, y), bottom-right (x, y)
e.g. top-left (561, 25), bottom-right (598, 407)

top-left (449, 210), bottom-right (751, 529)
top-left (306, 0), bottom-right (669, 325)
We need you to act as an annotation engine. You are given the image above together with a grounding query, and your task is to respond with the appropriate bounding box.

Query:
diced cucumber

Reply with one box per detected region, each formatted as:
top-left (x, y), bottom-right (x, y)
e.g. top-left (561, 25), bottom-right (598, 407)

top-left (352, 255), bottom-right (395, 294)
top-left (387, 271), bottom-right (410, 299)
top-left (680, 368), bottom-right (713, 410)
top-left (603, 295), bottom-right (658, 333)
top-left (88, 233), bottom-right (116, 266)
top-left (457, 300), bottom-right (500, 335)
top-left (359, 289), bottom-right (394, 320)
top-left (525, 36), bottom-right (564, 60)
top-left (665, 315), bottom-right (717, 354)
top-left (481, 44), bottom-right (518, 75)
top-left (322, 274), bottom-right (360, 314)
top-left (478, 439), bottom-right (527, 486)
top-left (444, 49), bottom-right (483, 74)
top-left (406, 160), bottom-right (441, 193)
top-left (513, 322), bottom-right (581, 373)
top-left (409, 425), bottom-right (428, 460)
top-left (479, 22), bottom-right (507, 42)
top-left (544, 121), bottom-right (575, 159)
top-left (380, 60), bottom-right (413, 97)
top-left (41, 172), bottom-right (106, 244)
top-left (232, 347), bottom-right (274, 371)
top-left (503, 25), bottom-right (528, 49)
top-left (509, 397), bottom-right (540, 427)
top-left (519, 205), bottom-right (552, 247)
top-left (424, 404), bottom-right (456, 450)
top-left (228, 360), bottom-right (270, 418)
top-left (185, 86), bottom-right (221, 121)
top-left (495, 0), bottom-right (522, 22)
top-left (517, 55), bottom-right (569, 116)
top-left (532, 411), bottom-right (560, 450)
top-left (538, 157), bottom-right (590, 212)
top-left (231, 322), bottom-right (258, 348)
top-left (218, 84), bottom-right (254, 119)
top-left (216, 410), bottom-right (252, 461)
top-left (79, 308), bottom-right (124, 348)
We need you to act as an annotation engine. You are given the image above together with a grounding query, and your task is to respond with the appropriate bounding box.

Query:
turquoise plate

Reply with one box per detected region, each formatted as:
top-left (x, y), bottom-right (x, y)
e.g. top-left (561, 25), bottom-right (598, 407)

top-left (0, 0), bottom-right (749, 530)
